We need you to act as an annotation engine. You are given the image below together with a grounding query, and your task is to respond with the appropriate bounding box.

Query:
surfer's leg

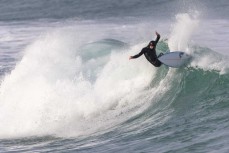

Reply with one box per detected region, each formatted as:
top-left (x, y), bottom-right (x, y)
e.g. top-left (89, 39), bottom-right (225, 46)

top-left (153, 59), bottom-right (162, 67)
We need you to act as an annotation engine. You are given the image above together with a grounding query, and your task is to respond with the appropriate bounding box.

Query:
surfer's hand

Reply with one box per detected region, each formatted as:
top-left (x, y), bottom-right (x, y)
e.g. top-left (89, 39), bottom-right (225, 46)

top-left (129, 56), bottom-right (133, 60)
top-left (155, 31), bottom-right (160, 36)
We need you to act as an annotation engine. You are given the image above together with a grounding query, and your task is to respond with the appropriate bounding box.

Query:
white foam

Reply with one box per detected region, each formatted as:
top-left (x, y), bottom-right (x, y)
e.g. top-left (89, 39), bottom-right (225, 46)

top-left (0, 26), bottom-right (168, 138)
top-left (168, 13), bottom-right (199, 52)
top-left (167, 13), bottom-right (229, 74)
top-left (190, 48), bottom-right (229, 74)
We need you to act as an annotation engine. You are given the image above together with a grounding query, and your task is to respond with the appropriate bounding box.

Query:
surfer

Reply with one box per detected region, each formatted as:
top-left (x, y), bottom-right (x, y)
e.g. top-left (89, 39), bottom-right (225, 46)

top-left (129, 31), bottom-right (163, 67)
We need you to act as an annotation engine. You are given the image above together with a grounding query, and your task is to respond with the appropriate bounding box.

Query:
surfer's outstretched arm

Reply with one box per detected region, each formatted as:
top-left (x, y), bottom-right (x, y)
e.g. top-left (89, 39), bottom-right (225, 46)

top-left (129, 49), bottom-right (145, 60)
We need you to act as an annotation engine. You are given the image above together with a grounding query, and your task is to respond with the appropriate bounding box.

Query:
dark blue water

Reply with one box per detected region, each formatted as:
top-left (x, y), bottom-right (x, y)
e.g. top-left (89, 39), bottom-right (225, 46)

top-left (0, 0), bottom-right (229, 152)
top-left (0, 0), bottom-right (228, 21)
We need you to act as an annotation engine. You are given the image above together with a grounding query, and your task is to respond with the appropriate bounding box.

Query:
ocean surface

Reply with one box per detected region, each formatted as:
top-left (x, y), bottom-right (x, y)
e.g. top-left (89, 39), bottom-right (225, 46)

top-left (0, 0), bottom-right (229, 152)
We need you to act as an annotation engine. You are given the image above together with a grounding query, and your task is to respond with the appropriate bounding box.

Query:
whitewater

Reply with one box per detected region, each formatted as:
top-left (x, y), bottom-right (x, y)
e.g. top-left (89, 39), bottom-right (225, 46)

top-left (0, 0), bottom-right (229, 152)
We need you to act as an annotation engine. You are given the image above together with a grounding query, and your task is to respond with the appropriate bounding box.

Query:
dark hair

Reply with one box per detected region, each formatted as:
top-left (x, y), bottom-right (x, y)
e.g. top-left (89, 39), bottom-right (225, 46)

top-left (148, 41), bottom-right (156, 47)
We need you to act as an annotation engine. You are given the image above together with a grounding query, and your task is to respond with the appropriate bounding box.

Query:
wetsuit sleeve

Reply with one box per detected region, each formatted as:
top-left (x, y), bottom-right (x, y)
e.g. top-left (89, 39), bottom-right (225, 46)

top-left (155, 34), bottom-right (160, 44)
top-left (132, 49), bottom-right (145, 59)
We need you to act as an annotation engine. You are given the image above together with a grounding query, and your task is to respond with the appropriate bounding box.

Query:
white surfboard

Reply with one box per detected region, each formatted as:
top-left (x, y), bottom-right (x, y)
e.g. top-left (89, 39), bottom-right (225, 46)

top-left (158, 51), bottom-right (191, 68)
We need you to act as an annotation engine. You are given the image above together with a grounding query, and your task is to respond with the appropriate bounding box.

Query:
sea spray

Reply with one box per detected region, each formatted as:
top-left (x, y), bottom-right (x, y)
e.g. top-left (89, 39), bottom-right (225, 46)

top-left (0, 27), bottom-right (164, 138)
top-left (168, 13), bottom-right (199, 52)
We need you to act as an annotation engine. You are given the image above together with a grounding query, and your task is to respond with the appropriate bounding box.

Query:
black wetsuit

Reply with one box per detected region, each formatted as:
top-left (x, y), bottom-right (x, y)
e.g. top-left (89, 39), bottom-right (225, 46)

top-left (132, 35), bottom-right (162, 67)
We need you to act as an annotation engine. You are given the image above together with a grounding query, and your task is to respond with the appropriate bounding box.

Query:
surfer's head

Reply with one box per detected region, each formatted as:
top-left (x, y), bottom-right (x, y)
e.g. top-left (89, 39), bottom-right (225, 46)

top-left (148, 41), bottom-right (156, 49)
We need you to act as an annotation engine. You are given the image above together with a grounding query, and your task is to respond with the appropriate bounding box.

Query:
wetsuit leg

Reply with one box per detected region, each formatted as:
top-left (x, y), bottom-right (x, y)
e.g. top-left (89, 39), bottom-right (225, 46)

top-left (153, 59), bottom-right (162, 67)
